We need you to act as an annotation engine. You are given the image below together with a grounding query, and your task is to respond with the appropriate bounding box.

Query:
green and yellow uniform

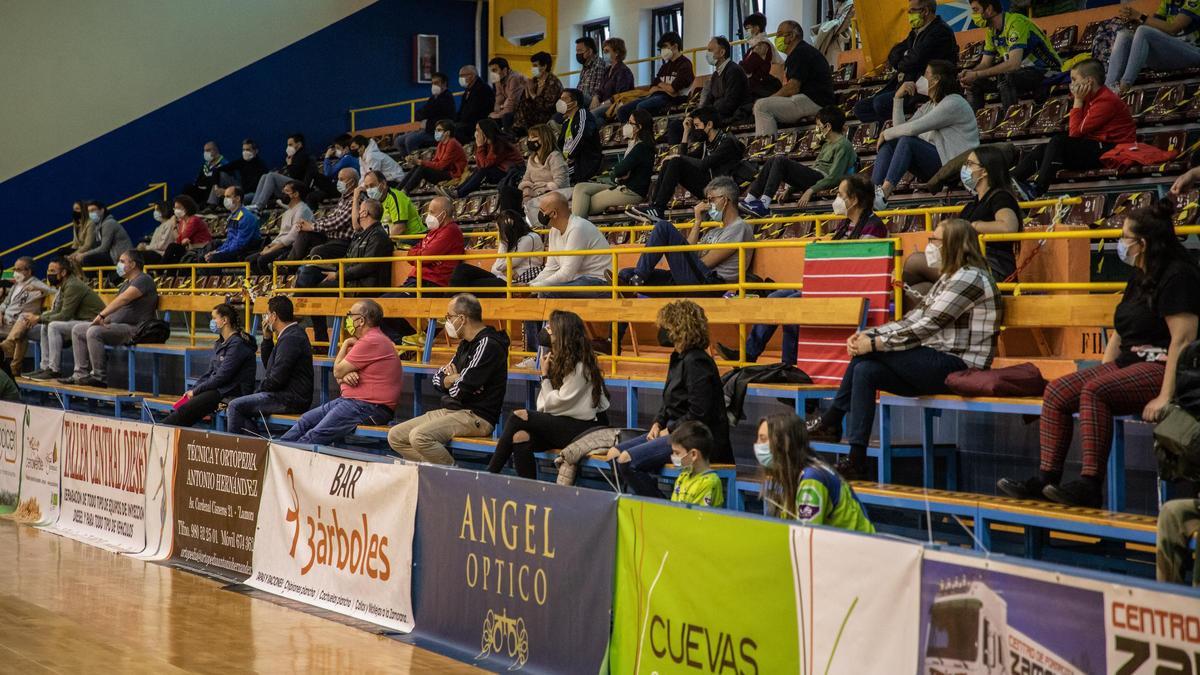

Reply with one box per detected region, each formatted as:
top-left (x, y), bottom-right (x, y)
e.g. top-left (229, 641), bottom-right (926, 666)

top-left (984, 13), bottom-right (1062, 71)
top-left (670, 468), bottom-right (724, 508)
top-left (794, 464), bottom-right (874, 533)
top-left (381, 187), bottom-right (425, 235)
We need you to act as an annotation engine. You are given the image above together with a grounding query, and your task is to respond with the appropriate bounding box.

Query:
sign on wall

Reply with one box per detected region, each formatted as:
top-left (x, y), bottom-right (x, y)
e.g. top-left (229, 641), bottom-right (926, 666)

top-left (0, 401), bottom-right (23, 514)
top-left (12, 406), bottom-right (64, 526)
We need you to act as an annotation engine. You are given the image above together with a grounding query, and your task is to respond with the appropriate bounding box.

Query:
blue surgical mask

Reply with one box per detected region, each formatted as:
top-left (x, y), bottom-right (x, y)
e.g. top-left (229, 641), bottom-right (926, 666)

top-left (89, 211), bottom-right (101, 223)
top-left (336, 180), bottom-right (348, 194)
top-left (960, 164), bottom-right (979, 192)
top-left (366, 186), bottom-right (383, 200)
top-left (707, 199), bottom-right (723, 221)
top-left (753, 442), bottom-right (772, 467)
top-left (434, 130), bottom-right (445, 142)
top-left (115, 262), bottom-right (127, 277)
top-left (209, 319), bottom-right (220, 334)
top-left (1117, 239), bottom-right (1139, 266)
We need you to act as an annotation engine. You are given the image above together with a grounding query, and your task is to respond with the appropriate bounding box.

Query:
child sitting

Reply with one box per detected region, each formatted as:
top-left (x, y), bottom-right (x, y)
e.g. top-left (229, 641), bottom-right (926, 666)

top-left (668, 421), bottom-right (725, 508)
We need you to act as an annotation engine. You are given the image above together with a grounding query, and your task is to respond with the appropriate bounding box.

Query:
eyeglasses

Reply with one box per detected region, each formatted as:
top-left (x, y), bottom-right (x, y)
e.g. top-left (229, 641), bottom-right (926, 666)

top-left (346, 312), bottom-right (364, 320)
top-left (444, 313), bottom-right (463, 322)
top-left (963, 160), bottom-right (982, 169)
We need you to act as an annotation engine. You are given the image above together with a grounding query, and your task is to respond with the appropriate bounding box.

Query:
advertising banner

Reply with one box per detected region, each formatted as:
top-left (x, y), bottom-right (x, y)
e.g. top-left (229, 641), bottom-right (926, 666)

top-left (790, 526), bottom-right (923, 674)
top-left (11, 406), bottom-right (64, 526)
top-left (133, 424), bottom-right (178, 561)
top-left (1105, 583), bottom-right (1200, 674)
top-left (413, 467), bottom-right (617, 674)
top-left (248, 443), bottom-right (417, 633)
top-left (0, 401), bottom-right (23, 513)
top-left (166, 429), bottom-right (268, 578)
top-left (918, 550), bottom-right (1108, 675)
top-left (48, 413), bottom-right (155, 552)
top-left (610, 499), bottom-right (800, 675)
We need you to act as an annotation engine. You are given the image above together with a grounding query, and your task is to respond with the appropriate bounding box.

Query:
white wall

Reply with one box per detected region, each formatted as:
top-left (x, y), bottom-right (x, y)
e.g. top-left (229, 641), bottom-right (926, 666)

top-left (0, 0), bottom-right (376, 183)
top-left (557, 0), bottom-right (818, 88)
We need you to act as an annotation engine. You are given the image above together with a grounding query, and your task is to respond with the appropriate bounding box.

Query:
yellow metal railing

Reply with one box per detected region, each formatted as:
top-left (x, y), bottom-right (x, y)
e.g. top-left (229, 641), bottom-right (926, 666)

top-left (3, 182), bottom-right (169, 268)
top-left (349, 33), bottom-right (774, 133)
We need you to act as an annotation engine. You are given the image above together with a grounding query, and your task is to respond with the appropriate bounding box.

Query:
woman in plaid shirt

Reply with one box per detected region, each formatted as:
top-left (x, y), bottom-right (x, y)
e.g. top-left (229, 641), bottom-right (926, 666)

top-left (808, 219), bottom-right (1001, 479)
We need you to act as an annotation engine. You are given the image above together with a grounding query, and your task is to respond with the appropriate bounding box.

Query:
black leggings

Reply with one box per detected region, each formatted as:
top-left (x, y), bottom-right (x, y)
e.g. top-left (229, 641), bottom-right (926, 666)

top-left (487, 410), bottom-right (606, 479)
top-left (401, 165), bottom-right (453, 193)
top-left (160, 389), bottom-right (224, 428)
top-left (748, 156), bottom-right (824, 199)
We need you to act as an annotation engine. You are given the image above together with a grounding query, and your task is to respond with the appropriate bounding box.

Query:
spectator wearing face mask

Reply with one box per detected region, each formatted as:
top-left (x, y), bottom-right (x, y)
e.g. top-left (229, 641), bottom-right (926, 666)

top-left (310, 134), bottom-right (358, 206)
top-left (557, 88), bottom-right (602, 184)
top-left (854, 0), bottom-right (958, 124)
top-left (514, 52), bottom-right (563, 134)
top-left (518, 124), bottom-right (570, 228)
top-left (454, 64), bottom-right (496, 144)
top-left (210, 139), bottom-right (267, 209)
top-left (360, 170), bottom-right (423, 235)
top-left (161, 195), bottom-right (212, 265)
top-left (350, 134), bottom-right (405, 184)
top-left (399, 119), bottom-right (468, 194)
top-left (182, 141), bottom-right (226, 205)
top-left (590, 38), bottom-right (635, 116)
top-left (246, 181), bottom-right (313, 275)
top-left (740, 14), bottom-right (784, 101)
top-left (613, 32), bottom-right (694, 121)
top-left (741, 106), bottom-right (855, 216)
top-left (250, 133), bottom-right (317, 211)
top-left (225, 295), bottom-right (313, 437)
top-left (487, 57), bottom-right (527, 131)
top-left (668, 36), bottom-right (748, 143)
top-left (76, 202), bottom-right (133, 269)
top-left (66, 200), bottom-right (93, 258)
top-left (572, 109), bottom-right (656, 217)
top-left (10, 257), bottom-right (104, 380)
top-left (288, 167), bottom-right (359, 260)
top-left (573, 37), bottom-right (606, 105)
top-left (205, 186), bottom-right (261, 263)
top-left (752, 21), bottom-right (836, 136)
top-left (397, 72), bottom-right (457, 154)
top-left (0, 256), bottom-right (50, 344)
top-left (138, 200), bottom-right (178, 265)
top-left (379, 197), bottom-right (466, 342)
top-left (160, 303), bottom-right (257, 429)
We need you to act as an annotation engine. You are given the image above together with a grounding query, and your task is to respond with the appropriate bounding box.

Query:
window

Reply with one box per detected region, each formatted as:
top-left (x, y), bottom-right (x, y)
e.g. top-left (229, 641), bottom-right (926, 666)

top-left (581, 19), bottom-right (610, 48)
top-left (730, 0), bottom-right (765, 43)
top-left (652, 3), bottom-right (684, 52)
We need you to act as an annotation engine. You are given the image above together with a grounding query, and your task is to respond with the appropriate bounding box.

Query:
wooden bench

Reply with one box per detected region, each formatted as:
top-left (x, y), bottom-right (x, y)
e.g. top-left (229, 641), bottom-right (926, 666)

top-left (16, 378), bottom-right (146, 418)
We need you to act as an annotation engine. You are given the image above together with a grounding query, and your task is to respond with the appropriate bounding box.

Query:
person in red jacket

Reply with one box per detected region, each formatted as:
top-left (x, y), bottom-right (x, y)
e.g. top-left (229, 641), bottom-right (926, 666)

top-left (441, 119), bottom-right (524, 199)
top-left (1013, 58), bottom-right (1136, 198)
top-left (380, 196), bottom-right (467, 341)
top-left (400, 119), bottom-right (468, 193)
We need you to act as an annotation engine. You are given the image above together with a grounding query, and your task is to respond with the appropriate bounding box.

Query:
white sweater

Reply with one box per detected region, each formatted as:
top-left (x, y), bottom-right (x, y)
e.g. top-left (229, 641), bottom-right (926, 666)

top-left (529, 216), bottom-right (609, 287)
top-left (885, 93), bottom-right (979, 163)
top-left (491, 231), bottom-right (544, 278)
top-left (537, 362), bottom-right (609, 420)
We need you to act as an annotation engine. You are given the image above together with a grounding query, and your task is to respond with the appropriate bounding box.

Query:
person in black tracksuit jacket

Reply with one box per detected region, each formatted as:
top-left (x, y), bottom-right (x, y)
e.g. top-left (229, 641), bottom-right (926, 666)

top-left (162, 305), bottom-right (258, 428)
top-left (388, 296), bottom-right (510, 465)
top-left (854, 2), bottom-right (958, 123)
top-left (226, 297), bottom-right (314, 437)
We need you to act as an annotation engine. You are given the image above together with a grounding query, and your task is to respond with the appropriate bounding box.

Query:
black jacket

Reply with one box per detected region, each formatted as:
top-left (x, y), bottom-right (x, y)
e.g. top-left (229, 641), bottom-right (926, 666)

top-left (258, 323), bottom-right (314, 411)
top-left (455, 78), bottom-right (496, 143)
top-left (686, 130), bottom-right (747, 180)
top-left (192, 332), bottom-right (258, 400)
top-left (343, 223), bottom-right (395, 289)
top-left (558, 109), bottom-right (602, 183)
top-left (281, 152), bottom-right (319, 189)
top-left (701, 61), bottom-right (750, 124)
top-left (218, 156), bottom-right (268, 195)
top-left (433, 326), bottom-right (510, 424)
top-left (657, 347), bottom-right (732, 462)
top-left (417, 90), bottom-right (457, 134)
top-left (887, 17), bottom-right (959, 86)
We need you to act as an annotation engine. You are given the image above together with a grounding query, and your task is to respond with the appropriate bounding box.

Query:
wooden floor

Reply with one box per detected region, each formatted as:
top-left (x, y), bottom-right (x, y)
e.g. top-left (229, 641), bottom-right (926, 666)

top-left (0, 520), bottom-right (481, 674)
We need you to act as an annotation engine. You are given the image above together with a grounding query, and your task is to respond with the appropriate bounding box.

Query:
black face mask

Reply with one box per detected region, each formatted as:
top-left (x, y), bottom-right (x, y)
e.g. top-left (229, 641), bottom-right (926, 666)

top-left (537, 328), bottom-right (553, 349)
top-left (575, 53), bottom-right (588, 65)
top-left (657, 327), bottom-right (674, 348)
top-left (690, 128), bottom-right (708, 143)
top-left (49, 274), bottom-right (64, 287)
top-left (527, 140), bottom-right (540, 153)
top-left (537, 210), bottom-right (552, 226)
top-left (350, 148), bottom-right (361, 158)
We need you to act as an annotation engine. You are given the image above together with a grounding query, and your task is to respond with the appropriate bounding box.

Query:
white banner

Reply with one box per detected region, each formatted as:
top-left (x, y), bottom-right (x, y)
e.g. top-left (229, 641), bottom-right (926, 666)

top-left (1105, 584), bottom-right (1200, 674)
top-left (248, 443), bottom-right (418, 633)
top-left (0, 401), bottom-right (23, 513)
top-left (132, 424), bottom-right (178, 561)
top-left (12, 406), bottom-right (65, 526)
top-left (48, 412), bottom-right (154, 552)
top-left (790, 526), bottom-right (923, 674)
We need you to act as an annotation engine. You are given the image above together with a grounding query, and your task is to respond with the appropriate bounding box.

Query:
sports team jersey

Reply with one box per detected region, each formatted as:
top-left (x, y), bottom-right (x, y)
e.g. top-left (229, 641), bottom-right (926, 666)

top-left (671, 468), bottom-right (724, 508)
top-left (794, 464), bottom-right (875, 533)
top-left (1154, 0), bottom-right (1200, 46)
top-left (984, 12), bottom-right (1062, 71)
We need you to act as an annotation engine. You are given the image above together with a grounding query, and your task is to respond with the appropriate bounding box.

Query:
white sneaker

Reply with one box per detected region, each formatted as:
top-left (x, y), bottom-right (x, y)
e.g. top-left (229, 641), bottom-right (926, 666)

top-left (873, 187), bottom-right (889, 211)
top-left (515, 356), bottom-right (538, 370)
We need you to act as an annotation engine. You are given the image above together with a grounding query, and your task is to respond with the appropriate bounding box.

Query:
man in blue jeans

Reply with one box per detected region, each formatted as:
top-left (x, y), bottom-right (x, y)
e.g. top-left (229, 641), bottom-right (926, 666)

top-left (616, 31), bottom-right (694, 120)
top-left (717, 289), bottom-right (801, 365)
top-left (226, 296), bottom-right (314, 437)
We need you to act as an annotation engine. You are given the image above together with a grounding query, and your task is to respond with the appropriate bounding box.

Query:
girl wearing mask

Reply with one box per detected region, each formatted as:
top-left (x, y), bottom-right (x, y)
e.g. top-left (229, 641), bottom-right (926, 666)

top-left (138, 200), bottom-right (178, 265)
top-left (518, 124), bottom-right (570, 227)
top-left (67, 200), bottom-right (94, 257)
top-left (571, 109), bottom-right (656, 216)
top-left (999, 201), bottom-right (1200, 507)
top-left (400, 119), bottom-right (468, 194)
top-left (162, 195), bottom-right (213, 265)
top-left (449, 209), bottom-right (545, 291)
top-left (444, 119), bottom-right (524, 199)
top-left (590, 38), bottom-right (635, 114)
top-left (487, 310), bottom-right (609, 479)
top-left (160, 303), bottom-right (257, 428)
top-left (756, 413), bottom-right (874, 531)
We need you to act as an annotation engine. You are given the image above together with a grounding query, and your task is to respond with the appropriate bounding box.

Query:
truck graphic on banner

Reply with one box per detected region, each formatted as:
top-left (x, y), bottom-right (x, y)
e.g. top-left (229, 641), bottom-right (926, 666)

top-left (924, 577), bottom-right (1082, 675)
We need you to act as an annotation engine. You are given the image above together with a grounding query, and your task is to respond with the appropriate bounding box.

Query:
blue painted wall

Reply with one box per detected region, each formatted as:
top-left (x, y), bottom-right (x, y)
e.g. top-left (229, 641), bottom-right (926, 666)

top-left (0, 0), bottom-right (484, 267)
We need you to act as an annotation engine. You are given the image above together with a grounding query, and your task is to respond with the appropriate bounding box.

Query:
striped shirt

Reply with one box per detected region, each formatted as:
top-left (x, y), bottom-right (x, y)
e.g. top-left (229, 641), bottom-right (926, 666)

top-left (869, 266), bottom-right (1001, 369)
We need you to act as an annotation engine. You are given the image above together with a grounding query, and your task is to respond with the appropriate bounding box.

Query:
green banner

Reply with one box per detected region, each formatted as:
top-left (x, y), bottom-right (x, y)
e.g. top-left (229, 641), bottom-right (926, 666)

top-left (610, 499), bottom-right (799, 674)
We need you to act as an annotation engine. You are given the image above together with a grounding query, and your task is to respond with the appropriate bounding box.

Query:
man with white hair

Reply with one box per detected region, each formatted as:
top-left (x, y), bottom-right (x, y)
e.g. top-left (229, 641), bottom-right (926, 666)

top-left (454, 64), bottom-right (496, 144)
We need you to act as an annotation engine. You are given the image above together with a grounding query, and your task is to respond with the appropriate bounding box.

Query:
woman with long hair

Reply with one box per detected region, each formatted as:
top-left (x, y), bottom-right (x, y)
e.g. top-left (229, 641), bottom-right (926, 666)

top-left (608, 300), bottom-right (732, 497)
top-left (162, 194), bottom-right (212, 265)
top-left (874, 59), bottom-right (979, 206)
top-left (518, 123), bottom-right (570, 226)
top-left (138, 200), bottom-right (178, 265)
top-left (487, 310), bottom-right (609, 479)
top-left (449, 209), bottom-right (545, 291)
top-left (572, 108), bottom-right (657, 217)
top-left (447, 118), bottom-right (524, 199)
top-left (67, 199), bottom-right (93, 256)
top-left (757, 413), bottom-right (874, 531)
top-left (161, 303), bottom-right (257, 428)
top-left (1000, 201), bottom-right (1200, 507)
top-left (808, 219), bottom-right (1001, 479)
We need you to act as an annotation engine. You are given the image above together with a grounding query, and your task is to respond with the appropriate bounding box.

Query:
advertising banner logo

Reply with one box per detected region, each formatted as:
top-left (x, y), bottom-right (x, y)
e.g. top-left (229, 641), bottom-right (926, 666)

top-left (12, 406), bottom-right (64, 526)
top-left (248, 443), bottom-right (418, 632)
top-left (0, 401), bottom-right (23, 513)
top-left (413, 467), bottom-right (616, 673)
top-left (1105, 581), bottom-right (1200, 674)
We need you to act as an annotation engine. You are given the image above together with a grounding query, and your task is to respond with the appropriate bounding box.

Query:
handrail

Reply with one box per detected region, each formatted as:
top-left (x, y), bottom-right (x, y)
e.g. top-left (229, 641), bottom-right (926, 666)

top-left (348, 32), bottom-right (774, 132)
top-left (2, 182), bottom-right (168, 267)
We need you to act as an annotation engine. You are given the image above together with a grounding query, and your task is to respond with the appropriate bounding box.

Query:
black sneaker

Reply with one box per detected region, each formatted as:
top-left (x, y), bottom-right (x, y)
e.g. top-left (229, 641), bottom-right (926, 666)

top-left (57, 374), bottom-right (81, 384)
top-left (834, 456), bottom-right (869, 481)
top-left (996, 476), bottom-right (1049, 501)
top-left (1043, 479), bottom-right (1102, 509)
top-left (625, 205), bottom-right (662, 223)
top-left (77, 375), bottom-right (108, 389)
top-left (26, 369), bottom-right (61, 381)
top-left (716, 343), bottom-right (740, 362)
top-left (806, 415), bottom-right (842, 443)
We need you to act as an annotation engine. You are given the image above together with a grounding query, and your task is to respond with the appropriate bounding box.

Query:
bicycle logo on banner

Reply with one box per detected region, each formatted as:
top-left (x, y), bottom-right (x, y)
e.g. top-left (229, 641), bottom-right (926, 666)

top-left (478, 609), bottom-right (529, 670)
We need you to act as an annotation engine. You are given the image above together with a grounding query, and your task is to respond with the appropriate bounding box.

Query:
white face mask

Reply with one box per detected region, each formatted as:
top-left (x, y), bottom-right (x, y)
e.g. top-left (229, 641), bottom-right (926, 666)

top-left (173, 208), bottom-right (186, 219)
top-left (334, 148), bottom-right (346, 158)
top-left (915, 76), bottom-right (930, 96)
top-left (925, 242), bottom-right (943, 269)
top-left (431, 84), bottom-right (443, 96)
top-left (622, 123), bottom-right (635, 139)
top-left (660, 48), bottom-right (674, 61)
top-left (531, 66), bottom-right (542, 77)
top-left (445, 316), bottom-right (461, 338)
top-left (223, 197), bottom-right (235, 211)
top-left (488, 70), bottom-right (500, 84)
top-left (336, 180), bottom-right (349, 194)
top-left (366, 186), bottom-right (383, 200)
top-left (285, 145), bottom-right (297, 157)
top-left (13, 271), bottom-right (28, 283)
top-left (704, 51), bottom-right (718, 66)
top-left (555, 99), bottom-right (568, 115)
top-left (459, 76), bottom-right (469, 88)
top-left (242, 150), bottom-right (255, 161)
top-left (753, 442), bottom-right (772, 467)
top-left (203, 150), bottom-right (214, 162)
top-left (425, 212), bottom-right (441, 230)
top-left (832, 195), bottom-right (848, 215)
top-left (152, 210), bottom-right (164, 222)
top-left (670, 452), bottom-right (685, 468)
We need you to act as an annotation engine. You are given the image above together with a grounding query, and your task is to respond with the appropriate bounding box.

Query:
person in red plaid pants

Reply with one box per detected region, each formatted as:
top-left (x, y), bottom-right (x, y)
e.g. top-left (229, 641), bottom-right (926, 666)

top-left (1000, 201), bottom-right (1200, 507)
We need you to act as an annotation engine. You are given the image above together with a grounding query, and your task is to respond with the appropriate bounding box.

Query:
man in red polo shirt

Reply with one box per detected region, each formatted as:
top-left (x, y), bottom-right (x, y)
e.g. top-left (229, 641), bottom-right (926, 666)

top-left (381, 195), bottom-right (466, 342)
top-left (1012, 58), bottom-right (1136, 198)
